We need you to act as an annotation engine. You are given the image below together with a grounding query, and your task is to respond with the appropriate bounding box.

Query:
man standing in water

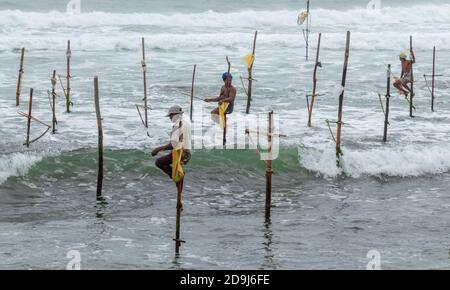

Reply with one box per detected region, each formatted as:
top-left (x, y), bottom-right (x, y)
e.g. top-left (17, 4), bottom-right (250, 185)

top-left (204, 72), bottom-right (237, 123)
top-left (152, 105), bottom-right (191, 186)
top-left (394, 49), bottom-right (415, 98)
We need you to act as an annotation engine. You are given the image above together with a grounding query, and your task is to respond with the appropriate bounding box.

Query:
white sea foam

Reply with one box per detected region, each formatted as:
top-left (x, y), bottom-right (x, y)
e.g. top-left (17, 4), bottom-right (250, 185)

top-left (0, 152), bottom-right (43, 184)
top-left (0, 5), bottom-right (449, 29)
top-left (0, 5), bottom-right (449, 52)
top-left (299, 144), bottom-right (450, 178)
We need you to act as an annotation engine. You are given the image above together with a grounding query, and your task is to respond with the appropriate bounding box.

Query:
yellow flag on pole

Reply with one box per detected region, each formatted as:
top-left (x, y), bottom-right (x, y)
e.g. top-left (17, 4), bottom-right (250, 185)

top-left (241, 53), bottom-right (255, 69)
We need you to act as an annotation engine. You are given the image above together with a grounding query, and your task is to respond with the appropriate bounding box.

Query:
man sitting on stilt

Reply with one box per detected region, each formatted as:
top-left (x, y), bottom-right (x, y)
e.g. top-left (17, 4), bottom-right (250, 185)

top-left (204, 72), bottom-right (236, 124)
top-left (152, 105), bottom-right (191, 190)
top-left (394, 49), bottom-right (415, 99)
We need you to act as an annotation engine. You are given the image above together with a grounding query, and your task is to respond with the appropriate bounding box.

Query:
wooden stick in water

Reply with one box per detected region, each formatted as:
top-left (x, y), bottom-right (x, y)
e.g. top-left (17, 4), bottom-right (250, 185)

top-left (66, 40), bottom-right (72, 113)
top-left (142, 37), bottom-right (149, 128)
top-left (305, 0), bottom-right (310, 61)
top-left (409, 36), bottom-right (414, 118)
top-left (265, 111), bottom-right (274, 223)
top-left (245, 31), bottom-right (257, 114)
top-left (190, 64), bottom-right (196, 123)
top-left (223, 113), bottom-right (227, 147)
top-left (307, 33), bottom-right (322, 127)
top-left (174, 181), bottom-right (184, 254)
top-left (16, 48), bottom-right (25, 107)
top-left (226, 56), bottom-right (231, 73)
top-left (25, 88), bottom-right (33, 148)
top-left (94, 76), bottom-right (103, 200)
top-left (336, 31), bottom-right (351, 166)
top-left (51, 70), bottom-right (57, 134)
top-left (431, 46), bottom-right (436, 112)
top-left (383, 64), bottom-right (391, 143)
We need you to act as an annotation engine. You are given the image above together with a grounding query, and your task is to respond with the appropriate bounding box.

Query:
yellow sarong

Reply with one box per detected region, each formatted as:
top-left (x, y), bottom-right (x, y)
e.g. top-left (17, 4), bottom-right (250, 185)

top-left (171, 146), bottom-right (184, 183)
top-left (219, 102), bottom-right (229, 129)
top-left (242, 53), bottom-right (255, 69)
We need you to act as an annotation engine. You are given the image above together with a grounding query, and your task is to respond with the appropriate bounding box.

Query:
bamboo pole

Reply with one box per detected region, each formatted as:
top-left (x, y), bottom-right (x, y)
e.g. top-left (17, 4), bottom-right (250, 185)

top-left (174, 181), bottom-right (184, 254)
top-left (94, 76), bottom-right (103, 200)
top-left (66, 40), bottom-right (72, 113)
top-left (336, 31), bottom-right (351, 165)
top-left (431, 46), bottom-right (436, 112)
top-left (25, 88), bottom-right (33, 148)
top-left (307, 33), bottom-right (322, 127)
top-left (265, 111), bottom-right (274, 223)
top-left (190, 64), bottom-right (196, 123)
top-left (305, 0), bottom-right (310, 61)
top-left (51, 70), bottom-right (57, 134)
top-left (383, 64), bottom-right (391, 143)
top-left (245, 31), bottom-right (257, 114)
top-left (409, 36), bottom-right (414, 118)
top-left (142, 37), bottom-right (149, 128)
top-left (16, 48), bottom-right (25, 107)
top-left (223, 56), bottom-right (231, 141)
top-left (223, 113), bottom-right (227, 147)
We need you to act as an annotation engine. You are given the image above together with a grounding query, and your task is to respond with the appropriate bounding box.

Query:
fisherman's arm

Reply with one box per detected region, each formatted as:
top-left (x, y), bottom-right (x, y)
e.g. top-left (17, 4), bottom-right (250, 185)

top-left (204, 88), bottom-right (225, 102)
top-left (151, 143), bottom-right (173, 156)
top-left (204, 96), bottom-right (222, 102)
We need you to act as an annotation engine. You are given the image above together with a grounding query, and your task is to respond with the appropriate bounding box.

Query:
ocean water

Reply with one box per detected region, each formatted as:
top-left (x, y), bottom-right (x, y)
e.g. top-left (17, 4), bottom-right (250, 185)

top-left (1, 0), bottom-right (450, 269)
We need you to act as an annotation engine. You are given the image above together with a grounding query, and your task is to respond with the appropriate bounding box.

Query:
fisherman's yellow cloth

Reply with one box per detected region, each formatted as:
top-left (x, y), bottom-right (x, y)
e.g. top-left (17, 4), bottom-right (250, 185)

top-left (219, 102), bottom-right (229, 129)
top-left (171, 146), bottom-right (184, 183)
top-left (242, 53), bottom-right (255, 69)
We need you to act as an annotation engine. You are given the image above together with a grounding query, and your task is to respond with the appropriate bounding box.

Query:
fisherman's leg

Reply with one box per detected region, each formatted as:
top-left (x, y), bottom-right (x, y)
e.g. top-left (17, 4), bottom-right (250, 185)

top-left (155, 153), bottom-right (173, 178)
top-left (210, 107), bottom-right (220, 124)
top-left (403, 81), bottom-right (412, 93)
top-left (395, 80), bottom-right (408, 96)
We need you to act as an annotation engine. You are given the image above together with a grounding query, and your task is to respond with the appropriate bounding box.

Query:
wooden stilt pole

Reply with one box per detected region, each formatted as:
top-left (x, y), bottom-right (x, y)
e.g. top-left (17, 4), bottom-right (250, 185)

top-left (142, 37), bottom-right (149, 128)
top-left (409, 36), bottom-right (414, 118)
top-left (305, 0), bottom-right (310, 61)
top-left (383, 64), bottom-right (391, 143)
top-left (245, 31), bottom-right (257, 114)
top-left (431, 46), bottom-right (436, 112)
top-left (226, 56), bottom-right (231, 73)
top-left (25, 88), bottom-right (33, 148)
top-left (336, 31), bottom-right (351, 166)
top-left (223, 113), bottom-right (227, 147)
top-left (307, 33), bottom-right (322, 127)
top-left (265, 111), bottom-right (274, 223)
top-left (16, 48), bottom-right (25, 107)
top-left (94, 76), bottom-right (103, 200)
top-left (174, 181), bottom-right (184, 254)
top-left (190, 64), bottom-right (196, 123)
top-left (66, 40), bottom-right (72, 113)
top-left (51, 70), bottom-right (57, 134)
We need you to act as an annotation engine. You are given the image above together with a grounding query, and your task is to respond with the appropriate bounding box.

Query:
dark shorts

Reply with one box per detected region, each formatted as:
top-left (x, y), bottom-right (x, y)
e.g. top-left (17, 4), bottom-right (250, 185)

top-left (155, 150), bottom-right (191, 178)
top-left (226, 102), bottom-right (234, 114)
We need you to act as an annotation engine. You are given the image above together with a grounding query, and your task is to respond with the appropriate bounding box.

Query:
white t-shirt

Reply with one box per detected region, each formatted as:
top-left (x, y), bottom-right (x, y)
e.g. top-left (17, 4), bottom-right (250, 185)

top-left (170, 115), bottom-right (192, 150)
